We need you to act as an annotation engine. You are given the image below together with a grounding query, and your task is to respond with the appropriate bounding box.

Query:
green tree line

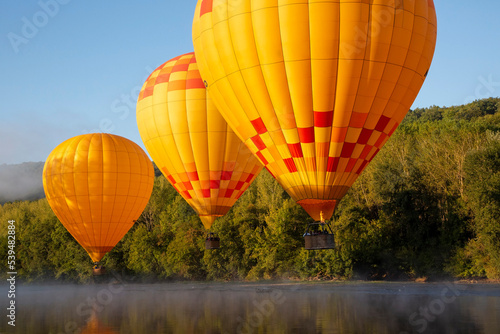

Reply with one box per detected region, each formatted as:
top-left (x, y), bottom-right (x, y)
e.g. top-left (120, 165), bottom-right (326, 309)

top-left (1, 98), bottom-right (499, 282)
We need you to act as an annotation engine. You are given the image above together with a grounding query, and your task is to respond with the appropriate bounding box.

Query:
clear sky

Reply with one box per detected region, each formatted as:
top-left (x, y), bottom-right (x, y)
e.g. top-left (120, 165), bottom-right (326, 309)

top-left (1, 0), bottom-right (500, 164)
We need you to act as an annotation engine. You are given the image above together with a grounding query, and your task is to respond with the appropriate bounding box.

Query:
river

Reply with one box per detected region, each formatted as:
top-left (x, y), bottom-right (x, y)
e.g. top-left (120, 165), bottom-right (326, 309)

top-left (2, 279), bottom-right (499, 333)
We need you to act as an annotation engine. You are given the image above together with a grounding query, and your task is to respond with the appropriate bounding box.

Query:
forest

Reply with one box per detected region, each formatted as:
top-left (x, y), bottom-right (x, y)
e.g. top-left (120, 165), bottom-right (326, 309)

top-left (1, 98), bottom-right (499, 283)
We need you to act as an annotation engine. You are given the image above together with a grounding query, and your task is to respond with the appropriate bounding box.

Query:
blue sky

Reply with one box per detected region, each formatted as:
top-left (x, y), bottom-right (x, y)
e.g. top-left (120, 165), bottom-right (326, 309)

top-left (1, 0), bottom-right (500, 164)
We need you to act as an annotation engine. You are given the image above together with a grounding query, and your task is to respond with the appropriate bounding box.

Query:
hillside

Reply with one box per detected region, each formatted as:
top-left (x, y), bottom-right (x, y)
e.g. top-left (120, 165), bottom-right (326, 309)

top-left (0, 98), bottom-right (499, 282)
top-left (0, 162), bottom-right (45, 203)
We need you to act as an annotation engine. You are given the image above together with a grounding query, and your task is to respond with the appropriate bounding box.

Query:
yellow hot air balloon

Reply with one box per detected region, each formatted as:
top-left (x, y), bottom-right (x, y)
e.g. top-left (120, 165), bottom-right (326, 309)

top-left (193, 0), bottom-right (437, 222)
top-left (136, 52), bottom-right (263, 239)
top-left (43, 133), bottom-right (154, 265)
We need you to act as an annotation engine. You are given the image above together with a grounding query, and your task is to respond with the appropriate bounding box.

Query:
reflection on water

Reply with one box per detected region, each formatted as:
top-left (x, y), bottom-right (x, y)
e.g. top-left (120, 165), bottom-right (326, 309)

top-left (2, 280), bottom-right (500, 333)
top-left (81, 313), bottom-right (117, 334)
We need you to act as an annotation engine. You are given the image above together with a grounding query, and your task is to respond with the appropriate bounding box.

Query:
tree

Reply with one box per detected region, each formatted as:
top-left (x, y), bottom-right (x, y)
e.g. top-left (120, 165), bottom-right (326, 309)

top-left (463, 140), bottom-right (500, 278)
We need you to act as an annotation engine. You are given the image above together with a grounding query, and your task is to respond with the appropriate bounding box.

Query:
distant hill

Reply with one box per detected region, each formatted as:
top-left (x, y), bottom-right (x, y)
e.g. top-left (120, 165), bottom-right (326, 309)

top-left (0, 162), bottom-right (45, 204)
top-left (405, 97), bottom-right (500, 123)
top-left (0, 161), bottom-right (161, 204)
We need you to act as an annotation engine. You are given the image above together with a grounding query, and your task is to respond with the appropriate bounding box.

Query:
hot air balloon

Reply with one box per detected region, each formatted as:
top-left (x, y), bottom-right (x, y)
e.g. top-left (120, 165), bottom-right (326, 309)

top-left (193, 0), bottom-right (437, 248)
top-left (43, 133), bottom-right (154, 270)
top-left (136, 52), bottom-right (263, 249)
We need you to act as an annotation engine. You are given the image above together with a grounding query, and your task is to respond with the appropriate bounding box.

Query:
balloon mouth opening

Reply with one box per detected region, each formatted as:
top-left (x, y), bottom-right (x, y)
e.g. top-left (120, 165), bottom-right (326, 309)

top-left (199, 215), bottom-right (223, 230)
top-left (297, 199), bottom-right (338, 222)
top-left (87, 246), bottom-right (113, 263)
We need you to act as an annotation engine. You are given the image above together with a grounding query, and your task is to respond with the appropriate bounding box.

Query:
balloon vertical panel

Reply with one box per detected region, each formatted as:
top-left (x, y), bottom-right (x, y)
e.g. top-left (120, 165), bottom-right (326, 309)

top-left (193, 0), bottom-right (437, 221)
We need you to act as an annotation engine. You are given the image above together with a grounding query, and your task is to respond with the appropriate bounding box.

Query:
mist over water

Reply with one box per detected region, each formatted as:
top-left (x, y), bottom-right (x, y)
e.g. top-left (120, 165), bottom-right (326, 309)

top-left (2, 280), bottom-right (499, 333)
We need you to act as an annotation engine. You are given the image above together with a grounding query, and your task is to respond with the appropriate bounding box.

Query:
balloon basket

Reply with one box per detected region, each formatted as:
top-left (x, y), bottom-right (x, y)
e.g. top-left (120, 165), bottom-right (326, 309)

top-left (205, 232), bottom-right (220, 250)
top-left (303, 223), bottom-right (335, 250)
top-left (92, 263), bottom-right (106, 276)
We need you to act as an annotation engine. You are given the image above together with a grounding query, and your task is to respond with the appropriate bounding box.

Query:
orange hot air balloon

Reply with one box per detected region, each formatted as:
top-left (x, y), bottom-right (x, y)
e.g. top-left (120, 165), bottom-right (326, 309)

top-left (136, 52), bottom-right (263, 232)
top-left (193, 0), bottom-right (437, 222)
top-left (43, 133), bottom-right (154, 264)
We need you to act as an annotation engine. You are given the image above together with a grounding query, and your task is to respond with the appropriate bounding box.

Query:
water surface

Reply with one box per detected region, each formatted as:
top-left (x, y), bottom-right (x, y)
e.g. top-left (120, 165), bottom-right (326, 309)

top-left (2, 280), bottom-right (500, 333)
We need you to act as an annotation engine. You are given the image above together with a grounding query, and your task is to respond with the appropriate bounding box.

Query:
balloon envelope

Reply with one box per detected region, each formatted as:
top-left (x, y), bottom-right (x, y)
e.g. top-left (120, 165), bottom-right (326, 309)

top-left (136, 52), bottom-right (263, 229)
top-left (43, 133), bottom-right (154, 262)
top-left (193, 0), bottom-right (437, 221)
